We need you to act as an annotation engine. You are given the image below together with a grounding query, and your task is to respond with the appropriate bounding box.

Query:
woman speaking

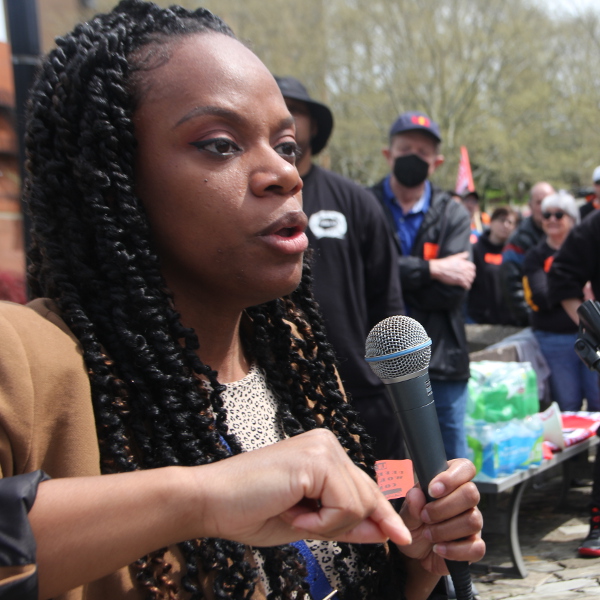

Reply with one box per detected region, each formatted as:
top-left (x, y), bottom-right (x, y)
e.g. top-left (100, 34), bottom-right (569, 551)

top-left (0, 2), bottom-right (483, 598)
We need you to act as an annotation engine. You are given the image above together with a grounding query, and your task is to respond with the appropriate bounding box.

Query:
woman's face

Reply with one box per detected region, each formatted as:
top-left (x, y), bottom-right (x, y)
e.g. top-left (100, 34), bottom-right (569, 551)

top-left (133, 33), bottom-right (306, 314)
top-left (488, 213), bottom-right (516, 245)
top-left (541, 206), bottom-right (574, 241)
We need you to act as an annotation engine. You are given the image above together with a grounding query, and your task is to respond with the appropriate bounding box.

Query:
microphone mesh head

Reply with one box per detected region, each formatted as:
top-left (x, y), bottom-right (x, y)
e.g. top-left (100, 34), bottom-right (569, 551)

top-left (365, 315), bottom-right (431, 380)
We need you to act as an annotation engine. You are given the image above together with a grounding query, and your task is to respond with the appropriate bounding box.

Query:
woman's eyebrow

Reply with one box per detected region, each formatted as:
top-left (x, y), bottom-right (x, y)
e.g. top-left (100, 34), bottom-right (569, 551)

top-left (279, 115), bottom-right (296, 131)
top-left (173, 105), bottom-right (245, 129)
top-left (173, 107), bottom-right (296, 133)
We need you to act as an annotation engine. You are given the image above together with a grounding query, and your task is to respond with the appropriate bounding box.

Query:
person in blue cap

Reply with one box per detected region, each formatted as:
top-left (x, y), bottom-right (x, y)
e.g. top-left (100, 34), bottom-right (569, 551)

top-left (370, 111), bottom-right (475, 461)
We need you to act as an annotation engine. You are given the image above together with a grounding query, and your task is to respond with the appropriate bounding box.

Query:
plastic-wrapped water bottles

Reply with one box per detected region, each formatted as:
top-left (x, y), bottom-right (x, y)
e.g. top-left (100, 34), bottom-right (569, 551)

top-left (467, 360), bottom-right (544, 479)
top-left (467, 413), bottom-right (544, 479)
top-left (495, 420), bottom-right (517, 476)
top-left (525, 413), bottom-right (544, 466)
top-left (466, 420), bottom-right (497, 478)
top-left (468, 361), bottom-right (539, 422)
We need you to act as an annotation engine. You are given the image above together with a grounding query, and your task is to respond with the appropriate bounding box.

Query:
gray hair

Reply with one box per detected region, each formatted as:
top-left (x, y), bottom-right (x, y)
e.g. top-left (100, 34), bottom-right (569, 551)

top-left (541, 190), bottom-right (580, 224)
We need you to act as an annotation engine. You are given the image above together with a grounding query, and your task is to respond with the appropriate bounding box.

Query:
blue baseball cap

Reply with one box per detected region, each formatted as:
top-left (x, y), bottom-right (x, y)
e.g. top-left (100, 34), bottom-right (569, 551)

top-left (389, 111), bottom-right (441, 143)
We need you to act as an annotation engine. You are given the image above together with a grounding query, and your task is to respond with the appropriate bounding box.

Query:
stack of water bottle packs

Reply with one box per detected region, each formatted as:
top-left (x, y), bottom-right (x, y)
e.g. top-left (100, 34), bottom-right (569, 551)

top-left (466, 361), bottom-right (544, 480)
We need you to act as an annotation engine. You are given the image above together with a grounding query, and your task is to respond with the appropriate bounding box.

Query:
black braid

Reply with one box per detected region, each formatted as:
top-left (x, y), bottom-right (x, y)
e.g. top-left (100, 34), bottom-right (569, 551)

top-left (24, 1), bottom-right (400, 598)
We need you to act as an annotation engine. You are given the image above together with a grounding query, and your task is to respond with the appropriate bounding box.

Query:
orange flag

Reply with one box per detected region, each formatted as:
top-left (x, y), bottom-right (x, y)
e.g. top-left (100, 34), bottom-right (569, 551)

top-left (455, 146), bottom-right (475, 195)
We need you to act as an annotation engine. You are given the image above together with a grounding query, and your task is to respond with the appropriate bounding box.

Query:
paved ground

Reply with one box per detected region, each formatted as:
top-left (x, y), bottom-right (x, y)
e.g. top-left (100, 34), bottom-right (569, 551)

top-left (470, 452), bottom-right (600, 599)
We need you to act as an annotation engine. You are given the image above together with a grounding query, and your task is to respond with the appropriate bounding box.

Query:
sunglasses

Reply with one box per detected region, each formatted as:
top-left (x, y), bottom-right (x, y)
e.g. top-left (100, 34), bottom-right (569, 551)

top-left (542, 211), bottom-right (565, 220)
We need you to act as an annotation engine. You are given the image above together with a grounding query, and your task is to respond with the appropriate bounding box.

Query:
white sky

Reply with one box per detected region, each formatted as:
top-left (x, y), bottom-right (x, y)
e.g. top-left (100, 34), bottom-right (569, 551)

top-left (537, 0), bottom-right (600, 15)
top-left (0, 3), bottom-right (7, 44)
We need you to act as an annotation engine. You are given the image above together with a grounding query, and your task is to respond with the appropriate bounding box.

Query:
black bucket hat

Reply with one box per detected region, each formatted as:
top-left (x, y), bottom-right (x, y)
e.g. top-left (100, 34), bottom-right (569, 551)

top-left (274, 76), bottom-right (334, 155)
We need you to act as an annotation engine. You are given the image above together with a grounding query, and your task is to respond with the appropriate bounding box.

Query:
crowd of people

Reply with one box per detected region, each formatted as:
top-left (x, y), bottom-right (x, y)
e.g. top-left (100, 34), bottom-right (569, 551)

top-left (0, 2), bottom-right (483, 600)
top-left (2, 0), bottom-right (600, 598)
top-left (274, 76), bottom-right (600, 568)
top-left (462, 179), bottom-right (600, 559)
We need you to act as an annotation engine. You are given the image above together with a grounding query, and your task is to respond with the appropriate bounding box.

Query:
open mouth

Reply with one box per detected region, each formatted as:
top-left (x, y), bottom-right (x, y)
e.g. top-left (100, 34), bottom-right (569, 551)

top-left (259, 212), bottom-right (308, 254)
top-left (276, 227), bottom-right (297, 238)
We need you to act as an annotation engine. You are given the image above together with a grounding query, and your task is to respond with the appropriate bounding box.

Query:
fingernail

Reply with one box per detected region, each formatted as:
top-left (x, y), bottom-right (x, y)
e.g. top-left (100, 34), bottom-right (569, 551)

top-left (429, 481), bottom-right (445, 498)
top-left (433, 543), bottom-right (447, 556)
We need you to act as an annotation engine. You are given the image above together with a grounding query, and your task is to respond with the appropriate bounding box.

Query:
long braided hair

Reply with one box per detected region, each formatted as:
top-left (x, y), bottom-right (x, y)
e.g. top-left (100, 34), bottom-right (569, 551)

top-left (24, 1), bottom-right (402, 598)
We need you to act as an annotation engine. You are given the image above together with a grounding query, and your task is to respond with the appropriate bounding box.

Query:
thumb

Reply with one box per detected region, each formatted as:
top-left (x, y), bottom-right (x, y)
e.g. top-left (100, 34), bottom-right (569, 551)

top-left (399, 487), bottom-right (427, 532)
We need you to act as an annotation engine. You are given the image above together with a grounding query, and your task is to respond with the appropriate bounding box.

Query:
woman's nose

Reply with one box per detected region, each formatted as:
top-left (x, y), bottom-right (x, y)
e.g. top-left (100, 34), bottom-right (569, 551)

top-left (249, 146), bottom-right (303, 198)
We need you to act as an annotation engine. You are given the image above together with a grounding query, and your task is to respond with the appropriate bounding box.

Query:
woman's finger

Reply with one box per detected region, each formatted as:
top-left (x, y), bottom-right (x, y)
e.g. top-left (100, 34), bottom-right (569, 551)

top-left (426, 458), bottom-right (477, 500)
top-left (433, 534), bottom-right (486, 564)
top-left (289, 461), bottom-right (411, 545)
top-left (421, 481), bottom-right (481, 525)
top-left (423, 507), bottom-right (483, 545)
top-left (398, 486), bottom-right (427, 532)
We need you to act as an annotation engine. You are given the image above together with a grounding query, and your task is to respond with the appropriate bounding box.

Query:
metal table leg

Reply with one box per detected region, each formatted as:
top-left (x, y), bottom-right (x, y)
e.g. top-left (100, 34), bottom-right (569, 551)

top-left (507, 480), bottom-right (529, 578)
top-left (471, 481), bottom-right (529, 578)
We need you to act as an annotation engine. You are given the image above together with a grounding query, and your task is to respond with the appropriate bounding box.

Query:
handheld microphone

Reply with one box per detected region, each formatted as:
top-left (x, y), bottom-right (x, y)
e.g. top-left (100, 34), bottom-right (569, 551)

top-left (365, 315), bottom-right (473, 600)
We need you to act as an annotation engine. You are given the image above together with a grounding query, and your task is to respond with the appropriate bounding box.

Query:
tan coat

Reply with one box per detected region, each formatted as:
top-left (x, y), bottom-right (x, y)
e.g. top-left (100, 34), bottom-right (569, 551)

top-left (0, 299), bottom-right (268, 600)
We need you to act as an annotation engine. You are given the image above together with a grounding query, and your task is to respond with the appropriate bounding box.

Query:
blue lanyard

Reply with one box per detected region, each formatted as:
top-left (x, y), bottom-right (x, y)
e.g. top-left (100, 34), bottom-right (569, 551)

top-left (291, 540), bottom-right (336, 599)
top-left (218, 435), bottom-right (336, 599)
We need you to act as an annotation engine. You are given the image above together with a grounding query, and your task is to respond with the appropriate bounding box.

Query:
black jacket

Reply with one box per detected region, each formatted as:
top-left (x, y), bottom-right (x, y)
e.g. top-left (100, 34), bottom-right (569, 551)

top-left (500, 216), bottom-right (545, 327)
top-left (0, 470), bottom-right (49, 600)
top-left (468, 230), bottom-right (517, 325)
top-left (303, 166), bottom-right (406, 461)
top-left (370, 179), bottom-right (471, 381)
top-left (302, 165), bottom-right (405, 398)
top-left (548, 209), bottom-right (600, 305)
top-left (523, 240), bottom-right (578, 333)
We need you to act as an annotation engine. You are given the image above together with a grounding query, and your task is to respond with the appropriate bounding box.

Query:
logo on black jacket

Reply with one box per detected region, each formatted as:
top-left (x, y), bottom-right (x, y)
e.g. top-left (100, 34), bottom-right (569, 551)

top-left (308, 210), bottom-right (347, 240)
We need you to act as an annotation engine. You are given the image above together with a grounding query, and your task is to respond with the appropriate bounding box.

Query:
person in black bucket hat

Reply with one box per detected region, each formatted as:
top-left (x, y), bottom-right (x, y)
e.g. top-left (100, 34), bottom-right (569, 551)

top-left (275, 75), bottom-right (407, 463)
top-left (274, 76), bottom-right (333, 155)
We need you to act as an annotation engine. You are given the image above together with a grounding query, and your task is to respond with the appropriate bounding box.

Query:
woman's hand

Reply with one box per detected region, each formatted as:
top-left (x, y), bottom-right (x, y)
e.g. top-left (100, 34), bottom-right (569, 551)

top-left (189, 428), bottom-right (412, 547)
top-left (396, 458), bottom-right (485, 575)
top-left (31, 429), bottom-right (411, 598)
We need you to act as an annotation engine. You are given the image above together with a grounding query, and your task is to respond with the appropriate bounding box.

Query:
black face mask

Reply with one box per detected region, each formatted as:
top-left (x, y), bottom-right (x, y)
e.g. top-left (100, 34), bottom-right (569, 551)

top-left (393, 154), bottom-right (430, 188)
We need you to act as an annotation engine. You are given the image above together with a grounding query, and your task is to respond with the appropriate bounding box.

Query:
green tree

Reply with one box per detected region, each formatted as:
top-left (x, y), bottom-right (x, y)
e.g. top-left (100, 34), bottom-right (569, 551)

top-left (38, 0), bottom-right (600, 201)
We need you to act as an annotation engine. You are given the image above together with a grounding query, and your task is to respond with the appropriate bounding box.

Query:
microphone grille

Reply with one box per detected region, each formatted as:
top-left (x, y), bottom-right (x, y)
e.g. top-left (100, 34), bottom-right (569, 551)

top-left (365, 315), bottom-right (431, 380)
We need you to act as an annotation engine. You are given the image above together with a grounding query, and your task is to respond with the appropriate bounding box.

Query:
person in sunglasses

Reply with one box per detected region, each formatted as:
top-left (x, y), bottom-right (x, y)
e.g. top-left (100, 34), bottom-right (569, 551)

top-left (548, 199), bottom-right (600, 558)
top-left (522, 191), bottom-right (600, 412)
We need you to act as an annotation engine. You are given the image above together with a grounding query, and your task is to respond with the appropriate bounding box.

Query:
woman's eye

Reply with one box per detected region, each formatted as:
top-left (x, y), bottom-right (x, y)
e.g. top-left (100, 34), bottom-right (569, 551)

top-left (190, 138), bottom-right (241, 157)
top-left (276, 141), bottom-right (302, 163)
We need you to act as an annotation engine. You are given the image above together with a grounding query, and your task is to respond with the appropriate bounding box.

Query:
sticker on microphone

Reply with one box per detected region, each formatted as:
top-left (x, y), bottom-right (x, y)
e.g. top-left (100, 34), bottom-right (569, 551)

top-left (375, 460), bottom-right (414, 500)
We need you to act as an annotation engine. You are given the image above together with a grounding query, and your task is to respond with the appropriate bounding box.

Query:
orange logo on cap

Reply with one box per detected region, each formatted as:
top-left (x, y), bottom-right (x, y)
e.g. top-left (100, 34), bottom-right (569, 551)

top-left (411, 115), bottom-right (431, 127)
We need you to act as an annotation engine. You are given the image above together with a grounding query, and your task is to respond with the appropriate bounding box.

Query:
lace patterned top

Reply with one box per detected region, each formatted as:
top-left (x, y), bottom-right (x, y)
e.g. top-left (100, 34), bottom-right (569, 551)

top-left (219, 363), bottom-right (359, 596)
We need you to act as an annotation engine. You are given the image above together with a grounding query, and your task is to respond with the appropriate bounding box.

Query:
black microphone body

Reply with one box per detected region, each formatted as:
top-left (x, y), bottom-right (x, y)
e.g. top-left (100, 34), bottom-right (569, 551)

top-left (384, 371), bottom-right (447, 502)
top-left (365, 315), bottom-right (474, 600)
